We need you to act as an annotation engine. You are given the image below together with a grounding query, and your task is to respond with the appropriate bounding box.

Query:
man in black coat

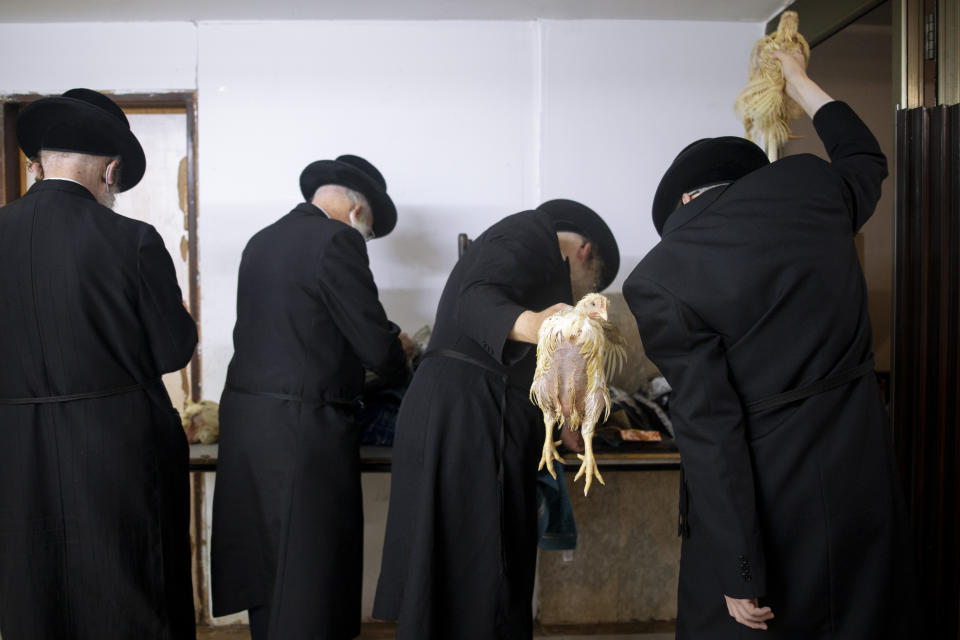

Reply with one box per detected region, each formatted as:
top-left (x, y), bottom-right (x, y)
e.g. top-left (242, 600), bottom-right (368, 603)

top-left (374, 199), bottom-right (620, 639)
top-left (211, 155), bottom-right (411, 639)
top-left (623, 52), bottom-right (911, 638)
top-left (0, 89), bottom-right (198, 639)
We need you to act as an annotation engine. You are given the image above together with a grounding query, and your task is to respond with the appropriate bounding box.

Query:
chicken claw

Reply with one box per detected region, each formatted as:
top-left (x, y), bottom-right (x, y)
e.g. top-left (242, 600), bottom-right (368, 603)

top-left (574, 437), bottom-right (604, 496)
top-left (538, 438), bottom-right (564, 479)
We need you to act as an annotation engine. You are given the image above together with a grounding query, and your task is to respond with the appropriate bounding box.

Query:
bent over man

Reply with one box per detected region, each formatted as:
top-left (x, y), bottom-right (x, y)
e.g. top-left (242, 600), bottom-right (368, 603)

top-left (211, 155), bottom-right (410, 639)
top-left (623, 52), bottom-right (911, 638)
top-left (0, 89), bottom-right (198, 639)
top-left (375, 199), bottom-right (619, 639)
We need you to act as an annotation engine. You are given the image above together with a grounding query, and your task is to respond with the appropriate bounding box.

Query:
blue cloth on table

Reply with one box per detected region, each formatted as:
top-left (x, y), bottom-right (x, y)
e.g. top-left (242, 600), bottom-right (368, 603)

top-left (536, 461), bottom-right (577, 550)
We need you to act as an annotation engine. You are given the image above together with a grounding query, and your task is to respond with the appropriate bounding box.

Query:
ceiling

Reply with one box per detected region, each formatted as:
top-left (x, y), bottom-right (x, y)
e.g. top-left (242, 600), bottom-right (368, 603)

top-left (0, 0), bottom-right (793, 24)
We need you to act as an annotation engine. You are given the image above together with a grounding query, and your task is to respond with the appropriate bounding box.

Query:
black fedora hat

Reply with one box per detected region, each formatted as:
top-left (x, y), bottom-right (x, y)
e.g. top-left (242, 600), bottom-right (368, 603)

top-left (299, 155), bottom-right (397, 238)
top-left (16, 88), bottom-right (146, 192)
top-left (538, 198), bottom-right (619, 292)
top-left (652, 136), bottom-right (768, 235)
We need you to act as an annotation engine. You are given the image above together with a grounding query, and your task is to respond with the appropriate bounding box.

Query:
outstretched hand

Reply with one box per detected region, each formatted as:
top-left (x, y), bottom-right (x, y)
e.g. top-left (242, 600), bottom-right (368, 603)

top-left (509, 302), bottom-right (572, 344)
top-left (724, 595), bottom-right (774, 631)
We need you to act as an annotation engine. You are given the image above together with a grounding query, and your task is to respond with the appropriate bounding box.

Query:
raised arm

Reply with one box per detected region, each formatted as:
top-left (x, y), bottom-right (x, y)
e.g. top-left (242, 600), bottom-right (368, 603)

top-left (775, 50), bottom-right (888, 232)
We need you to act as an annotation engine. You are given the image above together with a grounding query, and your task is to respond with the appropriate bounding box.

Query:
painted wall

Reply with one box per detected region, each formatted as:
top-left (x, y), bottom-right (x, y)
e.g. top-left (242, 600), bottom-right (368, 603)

top-left (539, 19), bottom-right (761, 289)
top-left (0, 22), bottom-right (197, 93)
top-left (0, 19), bottom-right (761, 399)
top-left (196, 20), bottom-right (541, 398)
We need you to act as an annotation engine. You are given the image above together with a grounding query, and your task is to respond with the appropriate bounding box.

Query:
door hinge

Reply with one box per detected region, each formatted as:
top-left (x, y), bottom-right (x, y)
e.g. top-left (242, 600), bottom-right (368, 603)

top-left (925, 12), bottom-right (937, 61)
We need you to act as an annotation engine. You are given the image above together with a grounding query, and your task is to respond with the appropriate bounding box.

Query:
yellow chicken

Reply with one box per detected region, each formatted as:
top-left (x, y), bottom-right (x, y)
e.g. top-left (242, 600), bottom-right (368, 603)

top-left (530, 293), bottom-right (627, 495)
top-left (734, 10), bottom-right (811, 161)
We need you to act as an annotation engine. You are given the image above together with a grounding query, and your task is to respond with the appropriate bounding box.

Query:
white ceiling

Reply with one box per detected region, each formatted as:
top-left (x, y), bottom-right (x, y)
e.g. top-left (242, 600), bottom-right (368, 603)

top-left (0, 0), bottom-right (792, 23)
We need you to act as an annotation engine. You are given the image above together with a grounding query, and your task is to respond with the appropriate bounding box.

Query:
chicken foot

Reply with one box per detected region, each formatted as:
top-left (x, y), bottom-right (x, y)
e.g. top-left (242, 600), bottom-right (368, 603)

top-left (574, 429), bottom-right (604, 496)
top-left (538, 410), bottom-right (563, 479)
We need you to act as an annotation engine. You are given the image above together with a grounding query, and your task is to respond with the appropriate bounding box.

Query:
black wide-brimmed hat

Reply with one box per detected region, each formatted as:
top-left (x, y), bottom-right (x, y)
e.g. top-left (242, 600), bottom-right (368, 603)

top-left (652, 136), bottom-right (768, 235)
top-left (538, 198), bottom-right (619, 291)
top-left (299, 155), bottom-right (397, 238)
top-left (16, 88), bottom-right (146, 192)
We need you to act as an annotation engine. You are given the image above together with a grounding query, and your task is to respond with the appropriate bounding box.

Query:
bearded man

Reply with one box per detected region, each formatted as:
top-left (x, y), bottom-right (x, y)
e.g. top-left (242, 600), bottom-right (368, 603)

top-left (374, 199), bottom-right (619, 640)
top-left (0, 89), bottom-right (198, 639)
top-left (211, 155), bottom-right (411, 639)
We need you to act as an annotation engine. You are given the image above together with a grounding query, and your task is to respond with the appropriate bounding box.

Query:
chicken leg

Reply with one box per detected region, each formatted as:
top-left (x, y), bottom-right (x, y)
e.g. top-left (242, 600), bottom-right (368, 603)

top-left (538, 409), bottom-right (563, 479)
top-left (574, 431), bottom-right (604, 496)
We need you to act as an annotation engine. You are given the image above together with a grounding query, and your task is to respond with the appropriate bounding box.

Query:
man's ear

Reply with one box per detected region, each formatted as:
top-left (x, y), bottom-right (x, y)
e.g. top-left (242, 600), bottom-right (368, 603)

top-left (576, 240), bottom-right (593, 264)
top-left (105, 160), bottom-right (119, 186)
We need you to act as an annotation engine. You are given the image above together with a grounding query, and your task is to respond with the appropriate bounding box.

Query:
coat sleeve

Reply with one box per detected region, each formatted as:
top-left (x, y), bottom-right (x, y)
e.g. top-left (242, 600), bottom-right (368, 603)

top-left (316, 227), bottom-right (408, 385)
top-left (455, 227), bottom-right (565, 366)
top-left (624, 273), bottom-right (766, 599)
top-left (813, 100), bottom-right (888, 233)
top-left (137, 225), bottom-right (198, 374)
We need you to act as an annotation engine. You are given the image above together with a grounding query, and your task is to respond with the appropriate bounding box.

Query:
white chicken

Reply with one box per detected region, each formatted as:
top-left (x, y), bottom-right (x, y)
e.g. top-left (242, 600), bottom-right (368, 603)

top-left (530, 293), bottom-right (627, 495)
top-left (180, 399), bottom-right (220, 444)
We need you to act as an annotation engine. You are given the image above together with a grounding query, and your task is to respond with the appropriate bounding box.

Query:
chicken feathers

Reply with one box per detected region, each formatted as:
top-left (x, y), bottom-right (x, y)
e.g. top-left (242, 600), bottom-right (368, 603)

top-left (530, 293), bottom-right (627, 495)
top-left (734, 10), bottom-right (811, 161)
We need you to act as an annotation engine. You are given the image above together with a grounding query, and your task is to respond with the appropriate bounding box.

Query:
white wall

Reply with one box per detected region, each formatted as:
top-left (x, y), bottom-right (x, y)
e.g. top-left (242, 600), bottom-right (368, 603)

top-left (197, 20), bottom-right (541, 399)
top-left (0, 22), bottom-right (196, 93)
top-left (0, 17), bottom-right (763, 400)
top-left (539, 20), bottom-right (761, 289)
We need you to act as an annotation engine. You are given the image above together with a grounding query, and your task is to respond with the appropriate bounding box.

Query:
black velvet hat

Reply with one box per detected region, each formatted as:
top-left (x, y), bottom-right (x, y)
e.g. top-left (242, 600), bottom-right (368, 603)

top-left (652, 136), bottom-right (768, 235)
top-left (538, 198), bottom-right (619, 291)
top-left (16, 88), bottom-right (146, 192)
top-left (299, 155), bottom-right (397, 238)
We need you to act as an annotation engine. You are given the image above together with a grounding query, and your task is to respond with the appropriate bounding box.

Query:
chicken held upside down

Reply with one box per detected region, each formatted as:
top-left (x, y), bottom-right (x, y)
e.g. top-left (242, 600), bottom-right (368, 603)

top-left (530, 293), bottom-right (627, 495)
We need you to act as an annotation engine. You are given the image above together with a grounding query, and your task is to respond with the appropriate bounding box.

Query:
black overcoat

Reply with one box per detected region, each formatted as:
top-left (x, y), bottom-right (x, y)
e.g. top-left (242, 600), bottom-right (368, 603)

top-left (210, 202), bottom-right (407, 639)
top-left (374, 209), bottom-right (572, 640)
top-left (0, 180), bottom-right (198, 639)
top-left (623, 102), bottom-right (911, 638)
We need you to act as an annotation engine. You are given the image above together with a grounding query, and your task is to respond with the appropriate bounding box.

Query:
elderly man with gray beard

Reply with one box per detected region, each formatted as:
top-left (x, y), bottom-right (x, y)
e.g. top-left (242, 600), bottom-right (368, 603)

top-left (0, 88), bottom-right (198, 639)
top-left (211, 155), bottom-right (412, 640)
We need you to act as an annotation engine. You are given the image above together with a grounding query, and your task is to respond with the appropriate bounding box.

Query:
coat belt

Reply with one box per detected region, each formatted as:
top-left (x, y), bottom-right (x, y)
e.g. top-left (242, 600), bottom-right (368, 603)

top-left (0, 382), bottom-right (146, 405)
top-left (421, 348), bottom-right (511, 575)
top-left (226, 387), bottom-right (361, 408)
top-left (744, 357), bottom-right (876, 415)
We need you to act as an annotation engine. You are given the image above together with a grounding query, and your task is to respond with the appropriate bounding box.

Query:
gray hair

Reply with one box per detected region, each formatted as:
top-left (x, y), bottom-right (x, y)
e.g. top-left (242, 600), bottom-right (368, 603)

top-left (32, 151), bottom-right (123, 191)
top-left (312, 184), bottom-right (371, 220)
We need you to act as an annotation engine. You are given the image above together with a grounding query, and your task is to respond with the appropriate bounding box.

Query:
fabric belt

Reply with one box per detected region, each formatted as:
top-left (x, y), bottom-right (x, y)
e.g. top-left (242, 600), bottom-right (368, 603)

top-left (226, 387), bottom-right (361, 408)
top-left (422, 348), bottom-right (511, 575)
top-left (744, 357), bottom-right (876, 415)
top-left (0, 382), bottom-right (146, 405)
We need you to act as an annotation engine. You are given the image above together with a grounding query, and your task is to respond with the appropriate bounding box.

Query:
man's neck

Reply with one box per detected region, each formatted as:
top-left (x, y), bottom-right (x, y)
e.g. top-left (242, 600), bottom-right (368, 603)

top-left (41, 176), bottom-right (85, 187)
